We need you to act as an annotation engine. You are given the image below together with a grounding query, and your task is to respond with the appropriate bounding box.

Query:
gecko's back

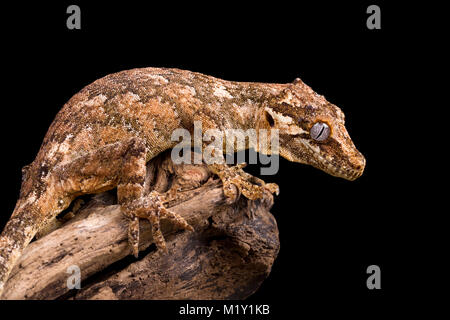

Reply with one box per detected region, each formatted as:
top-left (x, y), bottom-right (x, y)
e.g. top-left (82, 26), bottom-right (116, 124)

top-left (34, 68), bottom-right (204, 173)
top-left (31, 67), bottom-right (269, 177)
top-left (0, 67), bottom-right (270, 296)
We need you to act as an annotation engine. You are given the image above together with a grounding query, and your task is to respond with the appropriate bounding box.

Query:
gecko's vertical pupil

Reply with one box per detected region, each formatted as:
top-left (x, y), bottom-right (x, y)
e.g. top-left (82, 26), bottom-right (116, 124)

top-left (310, 122), bottom-right (330, 141)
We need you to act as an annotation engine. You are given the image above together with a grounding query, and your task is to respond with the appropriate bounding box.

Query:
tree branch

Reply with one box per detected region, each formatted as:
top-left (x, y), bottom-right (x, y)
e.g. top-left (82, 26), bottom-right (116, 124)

top-left (3, 152), bottom-right (279, 300)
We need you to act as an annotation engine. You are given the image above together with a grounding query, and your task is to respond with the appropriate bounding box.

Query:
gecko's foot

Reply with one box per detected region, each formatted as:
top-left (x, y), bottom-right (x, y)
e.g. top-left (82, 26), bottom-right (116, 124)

top-left (123, 191), bottom-right (194, 257)
top-left (209, 163), bottom-right (279, 201)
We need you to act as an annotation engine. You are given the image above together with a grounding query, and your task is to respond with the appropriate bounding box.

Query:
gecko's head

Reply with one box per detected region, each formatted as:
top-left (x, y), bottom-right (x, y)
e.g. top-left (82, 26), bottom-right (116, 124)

top-left (261, 78), bottom-right (365, 180)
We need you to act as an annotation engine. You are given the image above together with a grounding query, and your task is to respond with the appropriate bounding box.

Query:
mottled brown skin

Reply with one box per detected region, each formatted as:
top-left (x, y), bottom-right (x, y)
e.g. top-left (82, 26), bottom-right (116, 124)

top-left (0, 67), bottom-right (365, 297)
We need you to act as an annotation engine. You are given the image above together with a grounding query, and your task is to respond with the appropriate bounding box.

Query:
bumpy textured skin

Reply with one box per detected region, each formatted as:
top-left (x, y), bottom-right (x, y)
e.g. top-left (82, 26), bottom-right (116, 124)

top-left (0, 67), bottom-right (365, 297)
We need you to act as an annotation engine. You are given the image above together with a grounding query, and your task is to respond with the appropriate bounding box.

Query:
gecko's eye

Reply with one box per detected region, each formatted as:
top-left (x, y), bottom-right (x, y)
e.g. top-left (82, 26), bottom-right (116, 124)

top-left (310, 122), bottom-right (330, 141)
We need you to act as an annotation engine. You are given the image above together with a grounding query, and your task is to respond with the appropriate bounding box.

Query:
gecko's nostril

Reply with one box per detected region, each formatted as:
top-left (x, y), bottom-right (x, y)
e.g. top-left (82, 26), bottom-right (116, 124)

top-left (356, 156), bottom-right (366, 172)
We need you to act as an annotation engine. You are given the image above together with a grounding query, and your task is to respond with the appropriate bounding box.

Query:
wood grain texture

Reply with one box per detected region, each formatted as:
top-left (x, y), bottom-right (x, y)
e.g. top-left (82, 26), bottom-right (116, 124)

top-left (2, 152), bottom-right (279, 300)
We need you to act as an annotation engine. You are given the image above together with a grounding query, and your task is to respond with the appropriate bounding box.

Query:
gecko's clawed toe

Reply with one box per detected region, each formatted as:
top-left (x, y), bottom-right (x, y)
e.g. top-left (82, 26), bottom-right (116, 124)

top-left (123, 190), bottom-right (193, 256)
top-left (128, 216), bottom-right (140, 257)
top-left (210, 163), bottom-right (279, 202)
top-left (264, 183), bottom-right (280, 196)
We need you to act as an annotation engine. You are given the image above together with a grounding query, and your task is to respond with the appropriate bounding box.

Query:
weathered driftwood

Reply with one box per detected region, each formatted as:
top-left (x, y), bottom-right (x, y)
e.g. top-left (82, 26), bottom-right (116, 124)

top-left (2, 152), bottom-right (279, 300)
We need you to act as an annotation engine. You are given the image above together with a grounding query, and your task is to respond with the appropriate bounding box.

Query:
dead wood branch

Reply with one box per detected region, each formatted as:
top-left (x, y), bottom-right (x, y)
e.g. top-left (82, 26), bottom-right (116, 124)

top-left (2, 152), bottom-right (279, 300)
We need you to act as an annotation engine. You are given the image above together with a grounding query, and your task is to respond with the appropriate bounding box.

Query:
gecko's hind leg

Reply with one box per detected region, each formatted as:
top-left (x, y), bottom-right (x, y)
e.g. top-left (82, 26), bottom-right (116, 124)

top-left (117, 138), bottom-right (193, 257)
top-left (208, 162), bottom-right (279, 201)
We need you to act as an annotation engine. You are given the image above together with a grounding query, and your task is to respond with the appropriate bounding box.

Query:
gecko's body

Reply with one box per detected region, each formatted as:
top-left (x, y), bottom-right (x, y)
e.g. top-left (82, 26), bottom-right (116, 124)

top-left (0, 67), bottom-right (365, 296)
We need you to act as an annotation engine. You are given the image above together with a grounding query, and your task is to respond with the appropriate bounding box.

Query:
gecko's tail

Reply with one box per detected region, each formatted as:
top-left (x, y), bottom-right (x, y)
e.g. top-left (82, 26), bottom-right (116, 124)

top-left (0, 202), bottom-right (42, 298)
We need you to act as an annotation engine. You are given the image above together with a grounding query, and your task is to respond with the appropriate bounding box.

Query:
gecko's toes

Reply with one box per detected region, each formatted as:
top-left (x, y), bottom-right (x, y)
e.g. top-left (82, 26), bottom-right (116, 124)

top-left (127, 217), bottom-right (140, 258)
top-left (264, 183), bottom-right (280, 196)
top-left (145, 191), bottom-right (194, 253)
top-left (159, 206), bottom-right (194, 233)
top-left (216, 165), bottom-right (280, 201)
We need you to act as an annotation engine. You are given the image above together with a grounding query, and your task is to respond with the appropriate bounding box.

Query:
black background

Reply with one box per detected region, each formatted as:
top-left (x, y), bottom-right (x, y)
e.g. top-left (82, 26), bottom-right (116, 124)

top-left (0, 0), bottom-right (430, 316)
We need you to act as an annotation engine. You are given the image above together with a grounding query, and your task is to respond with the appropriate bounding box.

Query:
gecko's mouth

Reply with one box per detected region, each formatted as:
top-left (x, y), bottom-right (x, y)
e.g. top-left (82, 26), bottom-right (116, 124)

top-left (301, 140), bottom-right (365, 181)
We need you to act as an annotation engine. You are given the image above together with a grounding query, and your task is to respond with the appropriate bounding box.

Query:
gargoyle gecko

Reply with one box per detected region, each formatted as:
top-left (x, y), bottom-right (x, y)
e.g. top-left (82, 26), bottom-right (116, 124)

top-left (0, 67), bottom-right (365, 296)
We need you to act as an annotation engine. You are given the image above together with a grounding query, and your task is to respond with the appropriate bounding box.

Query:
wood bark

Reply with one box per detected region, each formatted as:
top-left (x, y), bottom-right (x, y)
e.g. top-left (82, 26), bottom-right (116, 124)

top-left (2, 152), bottom-right (279, 300)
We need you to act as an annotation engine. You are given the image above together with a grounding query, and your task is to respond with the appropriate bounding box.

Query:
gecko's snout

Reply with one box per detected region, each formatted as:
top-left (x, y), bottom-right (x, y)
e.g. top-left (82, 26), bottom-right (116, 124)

top-left (344, 151), bottom-right (366, 181)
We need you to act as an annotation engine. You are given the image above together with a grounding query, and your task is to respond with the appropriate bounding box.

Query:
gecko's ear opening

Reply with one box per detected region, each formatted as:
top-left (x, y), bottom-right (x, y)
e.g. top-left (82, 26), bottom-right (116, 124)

top-left (265, 111), bottom-right (275, 127)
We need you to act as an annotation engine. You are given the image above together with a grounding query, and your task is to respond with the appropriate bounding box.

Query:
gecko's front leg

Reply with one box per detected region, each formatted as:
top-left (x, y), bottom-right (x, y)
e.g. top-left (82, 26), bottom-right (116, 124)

top-left (208, 162), bottom-right (279, 201)
top-left (118, 138), bottom-right (193, 256)
top-left (202, 142), bottom-right (279, 201)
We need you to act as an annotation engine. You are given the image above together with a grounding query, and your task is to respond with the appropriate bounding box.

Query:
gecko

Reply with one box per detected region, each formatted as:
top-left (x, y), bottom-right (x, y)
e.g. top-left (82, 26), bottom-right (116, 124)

top-left (0, 67), bottom-right (365, 297)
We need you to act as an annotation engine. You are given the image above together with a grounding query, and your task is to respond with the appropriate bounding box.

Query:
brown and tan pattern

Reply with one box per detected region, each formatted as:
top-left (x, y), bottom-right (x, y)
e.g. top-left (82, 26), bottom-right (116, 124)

top-left (0, 67), bottom-right (364, 297)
